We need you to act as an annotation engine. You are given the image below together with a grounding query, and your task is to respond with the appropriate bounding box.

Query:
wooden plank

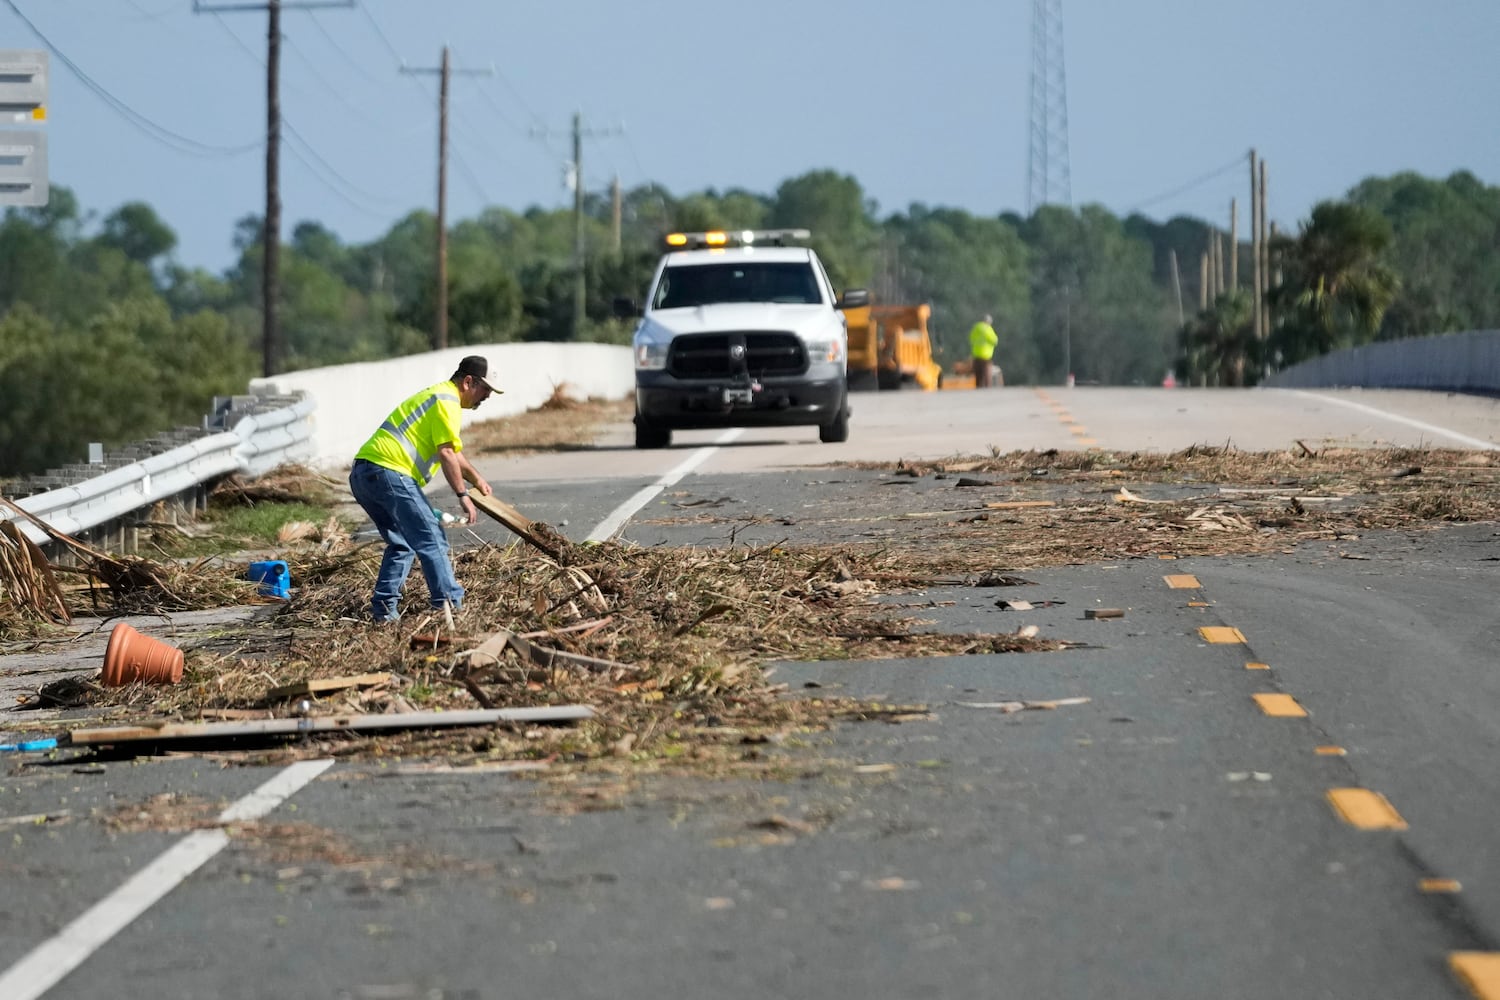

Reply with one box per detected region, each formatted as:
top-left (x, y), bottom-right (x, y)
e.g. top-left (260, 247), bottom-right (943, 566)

top-left (471, 493), bottom-right (561, 558)
top-left (983, 501), bottom-right (1056, 510)
top-left (265, 672), bottom-right (391, 701)
top-left (1084, 608), bottom-right (1125, 619)
top-left (67, 705), bottom-right (595, 746)
top-left (460, 628), bottom-right (637, 675)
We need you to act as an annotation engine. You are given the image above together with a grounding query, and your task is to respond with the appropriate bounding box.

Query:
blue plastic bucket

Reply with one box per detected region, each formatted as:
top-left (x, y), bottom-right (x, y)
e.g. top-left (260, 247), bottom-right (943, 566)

top-left (247, 559), bottom-right (291, 599)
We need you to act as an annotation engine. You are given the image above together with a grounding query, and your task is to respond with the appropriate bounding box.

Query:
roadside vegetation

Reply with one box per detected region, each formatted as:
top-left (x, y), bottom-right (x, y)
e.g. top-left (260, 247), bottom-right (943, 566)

top-left (3, 170), bottom-right (1498, 477)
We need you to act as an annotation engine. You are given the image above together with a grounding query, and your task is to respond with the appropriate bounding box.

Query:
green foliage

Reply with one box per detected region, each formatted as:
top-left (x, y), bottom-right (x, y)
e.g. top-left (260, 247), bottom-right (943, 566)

top-left (768, 170), bottom-right (879, 289)
top-left (3, 166), bottom-right (1496, 478)
top-left (0, 298), bottom-right (254, 475)
top-left (881, 205), bottom-right (1036, 377)
top-left (1178, 289), bottom-right (1257, 386)
top-left (1346, 171), bottom-right (1500, 341)
top-left (1021, 204), bottom-right (1174, 384)
top-left (99, 202), bottom-right (176, 264)
top-left (1267, 201), bottom-right (1400, 366)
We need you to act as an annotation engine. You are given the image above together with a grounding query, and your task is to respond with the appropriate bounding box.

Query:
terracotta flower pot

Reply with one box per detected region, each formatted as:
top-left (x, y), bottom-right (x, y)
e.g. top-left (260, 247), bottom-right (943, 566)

top-left (100, 623), bottom-right (184, 687)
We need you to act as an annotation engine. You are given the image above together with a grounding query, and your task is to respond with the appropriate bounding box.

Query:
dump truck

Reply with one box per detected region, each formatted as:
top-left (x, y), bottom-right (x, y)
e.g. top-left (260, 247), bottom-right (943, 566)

top-left (842, 300), bottom-right (944, 391)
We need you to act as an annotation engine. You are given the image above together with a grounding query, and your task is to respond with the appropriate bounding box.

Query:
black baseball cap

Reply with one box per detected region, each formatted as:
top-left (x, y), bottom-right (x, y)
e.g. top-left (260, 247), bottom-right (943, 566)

top-left (455, 355), bottom-right (502, 394)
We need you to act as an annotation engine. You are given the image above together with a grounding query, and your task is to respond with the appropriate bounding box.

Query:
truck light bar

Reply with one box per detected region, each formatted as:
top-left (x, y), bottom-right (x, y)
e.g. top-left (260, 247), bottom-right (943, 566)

top-left (663, 228), bottom-right (812, 250)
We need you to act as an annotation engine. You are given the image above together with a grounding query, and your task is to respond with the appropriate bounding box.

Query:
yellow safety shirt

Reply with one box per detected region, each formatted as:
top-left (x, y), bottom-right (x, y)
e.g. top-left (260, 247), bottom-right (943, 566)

top-left (355, 380), bottom-right (463, 485)
top-left (969, 321), bottom-right (998, 361)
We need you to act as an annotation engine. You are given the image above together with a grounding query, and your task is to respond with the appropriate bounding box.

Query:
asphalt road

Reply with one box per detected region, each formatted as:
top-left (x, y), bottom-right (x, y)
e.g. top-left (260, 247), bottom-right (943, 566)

top-left (3, 386), bottom-right (1498, 1000)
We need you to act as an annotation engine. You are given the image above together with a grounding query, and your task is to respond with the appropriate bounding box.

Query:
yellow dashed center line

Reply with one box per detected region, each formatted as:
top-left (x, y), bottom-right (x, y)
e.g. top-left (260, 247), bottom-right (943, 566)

top-left (1326, 788), bottom-right (1407, 830)
top-left (1198, 626), bottom-right (1246, 644)
top-left (1253, 693), bottom-right (1308, 717)
top-left (1451, 953), bottom-right (1500, 1000)
top-left (1314, 745), bottom-right (1346, 756)
top-left (1164, 574), bottom-right (1201, 589)
top-left (1245, 661), bottom-right (1270, 670)
top-left (1452, 953), bottom-right (1500, 1000)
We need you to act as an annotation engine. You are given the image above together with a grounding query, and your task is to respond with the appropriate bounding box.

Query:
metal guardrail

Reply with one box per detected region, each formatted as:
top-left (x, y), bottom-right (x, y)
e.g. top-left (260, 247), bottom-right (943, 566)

top-left (1264, 329), bottom-right (1500, 393)
top-left (5, 395), bottom-right (315, 548)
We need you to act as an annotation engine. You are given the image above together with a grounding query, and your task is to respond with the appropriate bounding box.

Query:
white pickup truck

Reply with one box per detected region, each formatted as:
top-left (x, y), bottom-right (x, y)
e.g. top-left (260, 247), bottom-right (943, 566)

top-left (623, 229), bottom-right (868, 449)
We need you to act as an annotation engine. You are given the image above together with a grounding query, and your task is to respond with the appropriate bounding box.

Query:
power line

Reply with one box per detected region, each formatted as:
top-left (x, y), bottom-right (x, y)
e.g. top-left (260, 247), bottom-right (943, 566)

top-left (472, 81), bottom-right (534, 144)
top-left (305, 8), bottom-right (386, 87)
top-left (355, 0), bottom-right (404, 67)
top-left (281, 32), bottom-right (389, 132)
top-left (2, 0), bottom-right (262, 157)
top-left (281, 116), bottom-right (406, 208)
top-left (122, 0), bottom-right (180, 22)
top-left (449, 144), bottom-right (493, 205)
top-left (1126, 153), bottom-right (1247, 213)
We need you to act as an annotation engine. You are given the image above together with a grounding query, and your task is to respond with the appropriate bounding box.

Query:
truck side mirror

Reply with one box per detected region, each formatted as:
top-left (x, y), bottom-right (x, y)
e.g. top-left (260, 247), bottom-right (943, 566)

top-left (612, 296), bottom-right (643, 319)
top-left (835, 288), bottom-right (870, 309)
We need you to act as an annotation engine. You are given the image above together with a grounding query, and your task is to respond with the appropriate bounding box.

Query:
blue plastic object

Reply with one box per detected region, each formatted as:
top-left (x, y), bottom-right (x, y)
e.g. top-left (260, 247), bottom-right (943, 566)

top-left (0, 738), bottom-right (59, 753)
top-left (247, 559), bottom-right (291, 599)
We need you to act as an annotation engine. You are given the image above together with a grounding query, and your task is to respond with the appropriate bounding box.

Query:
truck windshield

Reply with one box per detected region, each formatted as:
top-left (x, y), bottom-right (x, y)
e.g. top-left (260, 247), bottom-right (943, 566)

top-left (653, 262), bottom-right (823, 308)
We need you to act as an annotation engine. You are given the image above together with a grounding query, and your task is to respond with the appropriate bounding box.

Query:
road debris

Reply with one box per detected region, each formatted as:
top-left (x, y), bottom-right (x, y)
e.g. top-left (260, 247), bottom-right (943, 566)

top-left (66, 706), bottom-right (594, 750)
top-left (1085, 608), bottom-right (1125, 619)
top-left (265, 673), bottom-right (392, 702)
top-left (956, 697), bottom-right (1091, 712)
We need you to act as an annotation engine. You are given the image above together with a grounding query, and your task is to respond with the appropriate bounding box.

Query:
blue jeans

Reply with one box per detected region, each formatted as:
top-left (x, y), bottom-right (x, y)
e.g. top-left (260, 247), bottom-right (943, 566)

top-left (348, 460), bottom-right (464, 621)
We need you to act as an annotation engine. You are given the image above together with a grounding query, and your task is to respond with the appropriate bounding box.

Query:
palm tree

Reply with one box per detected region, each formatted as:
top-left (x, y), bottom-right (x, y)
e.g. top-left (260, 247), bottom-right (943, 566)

top-left (1267, 202), bottom-right (1400, 367)
top-left (1179, 289), bottom-right (1256, 386)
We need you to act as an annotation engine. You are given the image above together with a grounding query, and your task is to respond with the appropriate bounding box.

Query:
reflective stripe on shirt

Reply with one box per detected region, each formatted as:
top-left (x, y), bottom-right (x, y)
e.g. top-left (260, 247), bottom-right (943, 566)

top-left (355, 384), bottom-right (462, 485)
top-left (378, 391), bottom-right (459, 483)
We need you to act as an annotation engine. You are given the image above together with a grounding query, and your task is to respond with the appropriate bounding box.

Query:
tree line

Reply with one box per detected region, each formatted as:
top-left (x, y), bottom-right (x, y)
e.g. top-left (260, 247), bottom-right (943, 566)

top-left (1, 168), bottom-right (1497, 476)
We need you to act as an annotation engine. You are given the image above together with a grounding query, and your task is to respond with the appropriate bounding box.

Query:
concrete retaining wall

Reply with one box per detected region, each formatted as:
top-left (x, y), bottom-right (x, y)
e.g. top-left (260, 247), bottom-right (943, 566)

top-left (252, 342), bottom-right (635, 469)
top-left (1265, 330), bottom-right (1500, 394)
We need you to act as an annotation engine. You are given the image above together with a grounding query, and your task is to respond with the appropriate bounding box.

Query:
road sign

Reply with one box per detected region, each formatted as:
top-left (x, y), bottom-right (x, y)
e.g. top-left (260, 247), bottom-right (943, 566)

top-left (0, 51), bottom-right (47, 205)
top-left (0, 50), bottom-right (48, 114)
top-left (0, 130), bottom-right (47, 206)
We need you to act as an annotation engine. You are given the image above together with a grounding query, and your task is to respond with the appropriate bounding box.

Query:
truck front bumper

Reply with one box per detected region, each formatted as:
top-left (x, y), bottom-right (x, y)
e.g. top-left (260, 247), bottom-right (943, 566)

top-left (635, 371), bottom-right (847, 429)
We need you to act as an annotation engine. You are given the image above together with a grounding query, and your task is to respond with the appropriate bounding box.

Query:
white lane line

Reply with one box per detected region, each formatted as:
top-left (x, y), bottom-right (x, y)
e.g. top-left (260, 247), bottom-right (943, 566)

top-left (1285, 390), bottom-right (1500, 450)
top-left (0, 759), bottom-right (334, 1000)
top-left (586, 429), bottom-right (744, 542)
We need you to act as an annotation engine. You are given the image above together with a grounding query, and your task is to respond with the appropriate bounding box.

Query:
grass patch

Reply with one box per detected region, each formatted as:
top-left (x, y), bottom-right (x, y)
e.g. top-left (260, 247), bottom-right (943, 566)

top-left (207, 502), bottom-right (340, 544)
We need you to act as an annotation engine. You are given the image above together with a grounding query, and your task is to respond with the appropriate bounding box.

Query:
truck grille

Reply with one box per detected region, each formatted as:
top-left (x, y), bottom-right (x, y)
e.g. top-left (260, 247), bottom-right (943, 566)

top-left (668, 332), bottom-right (808, 379)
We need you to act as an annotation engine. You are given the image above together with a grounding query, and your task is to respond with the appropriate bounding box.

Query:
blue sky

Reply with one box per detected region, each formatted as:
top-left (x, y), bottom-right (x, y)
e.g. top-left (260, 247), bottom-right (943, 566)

top-left (5, 0), bottom-right (1498, 272)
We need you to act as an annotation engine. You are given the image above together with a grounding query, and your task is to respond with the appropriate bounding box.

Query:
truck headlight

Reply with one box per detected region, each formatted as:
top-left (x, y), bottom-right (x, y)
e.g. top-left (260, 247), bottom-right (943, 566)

top-left (635, 339), bottom-right (670, 370)
top-left (806, 336), bottom-right (844, 364)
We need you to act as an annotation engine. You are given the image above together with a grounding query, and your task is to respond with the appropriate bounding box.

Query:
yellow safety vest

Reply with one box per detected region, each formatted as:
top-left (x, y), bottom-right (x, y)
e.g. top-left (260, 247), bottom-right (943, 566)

top-left (355, 381), bottom-right (463, 485)
top-left (969, 322), bottom-right (998, 361)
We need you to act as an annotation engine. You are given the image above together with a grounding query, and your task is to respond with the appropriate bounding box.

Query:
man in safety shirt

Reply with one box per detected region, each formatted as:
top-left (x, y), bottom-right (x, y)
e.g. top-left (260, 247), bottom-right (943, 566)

top-left (969, 314), bottom-right (998, 389)
top-left (349, 355), bottom-right (498, 621)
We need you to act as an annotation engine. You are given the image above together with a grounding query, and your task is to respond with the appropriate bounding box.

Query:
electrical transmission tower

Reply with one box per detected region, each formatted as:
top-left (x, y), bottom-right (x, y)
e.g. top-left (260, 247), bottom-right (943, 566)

top-left (1027, 0), bottom-right (1072, 214)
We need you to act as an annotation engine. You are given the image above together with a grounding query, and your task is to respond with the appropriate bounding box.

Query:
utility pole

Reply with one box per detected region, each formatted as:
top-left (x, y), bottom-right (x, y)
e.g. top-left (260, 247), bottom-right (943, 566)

top-left (1062, 289), bottom-right (1072, 385)
top-left (401, 48), bottom-right (491, 351)
top-left (1228, 198), bottom-right (1238, 292)
top-left (610, 175), bottom-right (622, 254)
top-left (572, 112), bottom-right (585, 338)
top-left (1260, 158), bottom-right (1270, 335)
top-left (535, 113), bottom-right (621, 340)
top-left (193, 0), bottom-right (352, 378)
top-left (1250, 149), bottom-right (1262, 342)
top-left (1169, 249), bottom-right (1184, 328)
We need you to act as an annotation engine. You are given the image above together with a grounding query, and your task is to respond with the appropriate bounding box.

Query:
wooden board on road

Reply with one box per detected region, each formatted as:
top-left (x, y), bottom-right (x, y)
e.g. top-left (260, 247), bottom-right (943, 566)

top-left (67, 705), bottom-right (596, 746)
top-left (471, 493), bottom-right (561, 558)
